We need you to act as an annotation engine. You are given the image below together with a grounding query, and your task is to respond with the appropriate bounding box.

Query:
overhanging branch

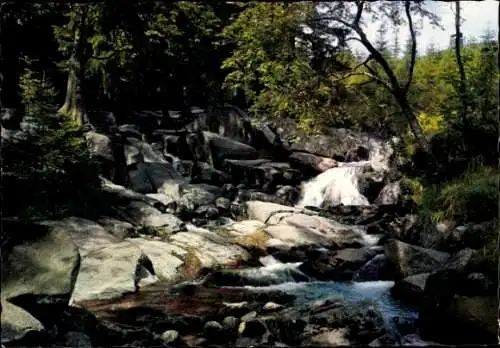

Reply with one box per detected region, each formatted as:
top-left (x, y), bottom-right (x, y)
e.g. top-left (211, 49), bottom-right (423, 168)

top-left (353, 1), bottom-right (364, 27)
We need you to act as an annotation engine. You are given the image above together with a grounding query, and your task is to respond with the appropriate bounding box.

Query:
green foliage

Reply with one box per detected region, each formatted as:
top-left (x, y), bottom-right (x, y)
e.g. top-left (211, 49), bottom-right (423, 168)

top-left (221, 3), bottom-right (351, 131)
top-left (404, 112), bottom-right (446, 157)
top-left (417, 166), bottom-right (498, 225)
top-left (19, 67), bottom-right (58, 116)
top-left (400, 177), bottom-right (424, 205)
top-left (3, 72), bottom-right (103, 220)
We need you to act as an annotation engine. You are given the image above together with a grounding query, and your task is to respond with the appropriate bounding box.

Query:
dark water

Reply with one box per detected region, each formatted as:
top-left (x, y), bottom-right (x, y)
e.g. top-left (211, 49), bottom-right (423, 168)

top-left (234, 280), bottom-right (419, 324)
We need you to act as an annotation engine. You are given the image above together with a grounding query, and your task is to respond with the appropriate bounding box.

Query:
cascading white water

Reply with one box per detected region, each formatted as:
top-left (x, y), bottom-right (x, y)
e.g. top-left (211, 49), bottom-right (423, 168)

top-left (296, 161), bottom-right (371, 208)
top-left (220, 256), bottom-right (310, 286)
top-left (295, 135), bottom-right (396, 209)
top-left (259, 255), bottom-right (281, 266)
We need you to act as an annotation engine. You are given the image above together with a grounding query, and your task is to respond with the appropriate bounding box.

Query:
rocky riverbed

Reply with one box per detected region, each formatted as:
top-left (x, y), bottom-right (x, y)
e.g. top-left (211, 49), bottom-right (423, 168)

top-left (1, 106), bottom-right (497, 347)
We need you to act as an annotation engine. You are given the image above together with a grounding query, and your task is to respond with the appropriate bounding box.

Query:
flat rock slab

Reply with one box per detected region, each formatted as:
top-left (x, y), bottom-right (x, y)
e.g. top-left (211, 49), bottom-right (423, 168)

top-left (40, 217), bottom-right (119, 257)
top-left (264, 224), bottom-right (330, 246)
top-left (223, 220), bottom-right (267, 237)
top-left (97, 217), bottom-right (135, 239)
top-left (127, 238), bottom-right (185, 281)
top-left (169, 227), bottom-right (250, 268)
top-left (70, 241), bottom-right (145, 304)
top-left (245, 201), bottom-right (300, 223)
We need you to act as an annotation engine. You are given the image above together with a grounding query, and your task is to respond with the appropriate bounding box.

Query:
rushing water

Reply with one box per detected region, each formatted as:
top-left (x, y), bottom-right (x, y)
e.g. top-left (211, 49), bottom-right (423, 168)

top-left (220, 256), bottom-right (418, 331)
top-left (296, 161), bottom-right (372, 208)
top-left (296, 133), bottom-right (395, 209)
top-left (234, 280), bottom-right (419, 336)
top-left (243, 281), bottom-right (417, 320)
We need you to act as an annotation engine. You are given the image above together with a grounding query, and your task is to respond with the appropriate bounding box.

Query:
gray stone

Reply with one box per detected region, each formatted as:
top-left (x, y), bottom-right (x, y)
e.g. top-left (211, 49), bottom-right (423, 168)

top-left (85, 131), bottom-right (115, 162)
top-left (160, 330), bottom-right (179, 344)
top-left (1, 223), bottom-right (80, 305)
top-left (1, 300), bottom-right (44, 343)
top-left (64, 331), bottom-right (93, 348)
top-left (385, 239), bottom-right (450, 279)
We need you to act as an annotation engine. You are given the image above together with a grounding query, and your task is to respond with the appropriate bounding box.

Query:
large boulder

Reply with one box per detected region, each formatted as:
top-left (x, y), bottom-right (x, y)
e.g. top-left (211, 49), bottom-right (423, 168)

top-left (288, 151), bottom-right (339, 175)
top-left (224, 159), bottom-right (300, 190)
top-left (126, 238), bottom-right (185, 282)
top-left (85, 131), bottom-right (115, 162)
top-left (70, 241), bottom-right (151, 303)
top-left (191, 161), bottom-right (232, 186)
top-left (299, 247), bottom-right (380, 281)
top-left (120, 201), bottom-right (185, 231)
top-left (289, 133), bottom-right (351, 160)
top-left (384, 239), bottom-right (450, 279)
top-left (125, 138), bottom-right (171, 164)
top-left (419, 290), bottom-right (497, 344)
top-left (124, 137), bottom-right (184, 194)
top-left (183, 105), bottom-right (253, 144)
top-left (418, 247), bottom-right (497, 344)
top-left (375, 181), bottom-right (402, 205)
top-left (181, 184), bottom-right (221, 207)
top-left (85, 131), bottom-right (122, 181)
top-left (144, 162), bottom-right (184, 192)
top-left (1, 221), bottom-right (81, 317)
top-left (1, 299), bottom-right (45, 344)
top-left (390, 273), bottom-right (430, 304)
top-left (201, 131), bottom-right (258, 169)
top-left (37, 218), bottom-right (159, 303)
top-left (169, 226), bottom-right (250, 268)
top-left (125, 142), bottom-right (144, 166)
top-left (244, 201), bottom-right (300, 223)
top-left (244, 201), bottom-right (374, 248)
top-left (97, 217), bottom-right (135, 239)
top-left (353, 254), bottom-right (393, 281)
top-left (101, 179), bottom-right (167, 211)
top-left (250, 122), bottom-right (290, 159)
top-left (128, 162), bottom-right (154, 193)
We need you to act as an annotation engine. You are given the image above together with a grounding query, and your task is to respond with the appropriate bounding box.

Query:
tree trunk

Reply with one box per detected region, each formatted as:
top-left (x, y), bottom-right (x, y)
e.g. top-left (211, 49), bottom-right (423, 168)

top-left (59, 57), bottom-right (87, 125)
top-left (454, 1), bottom-right (468, 128)
top-left (395, 90), bottom-right (428, 152)
top-left (58, 9), bottom-right (88, 126)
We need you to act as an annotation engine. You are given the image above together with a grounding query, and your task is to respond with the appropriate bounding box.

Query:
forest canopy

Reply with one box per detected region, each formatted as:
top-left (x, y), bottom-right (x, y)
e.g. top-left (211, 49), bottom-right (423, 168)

top-left (0, 1), bottom-right (498, 222)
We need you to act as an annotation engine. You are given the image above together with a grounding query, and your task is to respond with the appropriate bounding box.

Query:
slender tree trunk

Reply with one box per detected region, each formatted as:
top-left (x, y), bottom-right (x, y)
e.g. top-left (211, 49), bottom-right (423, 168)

top-left (348, 0), bottom-right (430, 154)
top-left (454, 1), bottom-right (468, 128)
top-left (58, 8), bottom-right (88, 126)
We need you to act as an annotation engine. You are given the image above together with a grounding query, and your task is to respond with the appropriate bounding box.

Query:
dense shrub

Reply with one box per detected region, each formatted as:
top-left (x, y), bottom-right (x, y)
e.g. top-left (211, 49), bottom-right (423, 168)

top-left (2, 70), bottom-right (103, 220)
top-left (417, 166), bottom-right (498, 225)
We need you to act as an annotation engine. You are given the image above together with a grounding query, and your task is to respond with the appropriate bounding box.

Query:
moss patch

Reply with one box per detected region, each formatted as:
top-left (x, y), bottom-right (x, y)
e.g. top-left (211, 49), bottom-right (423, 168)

top-left (233, 229), bottom-right (272, 250)
top-left (174, 247), bottom-right (203, 280)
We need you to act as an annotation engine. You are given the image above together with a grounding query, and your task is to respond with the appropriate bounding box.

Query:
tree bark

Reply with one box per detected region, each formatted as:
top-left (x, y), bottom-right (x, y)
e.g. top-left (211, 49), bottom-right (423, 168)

top-left (58, 6), bottom-right (89, 126)
top-left (454, 1), bottom-right (468, 128)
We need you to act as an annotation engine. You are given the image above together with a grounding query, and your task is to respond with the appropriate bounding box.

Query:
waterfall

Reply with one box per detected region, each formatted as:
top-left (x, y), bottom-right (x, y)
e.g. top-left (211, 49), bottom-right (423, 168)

top-left (217, 256), bottom-right (310, 286)
top-left (296, 161), bottom-right (370, 209)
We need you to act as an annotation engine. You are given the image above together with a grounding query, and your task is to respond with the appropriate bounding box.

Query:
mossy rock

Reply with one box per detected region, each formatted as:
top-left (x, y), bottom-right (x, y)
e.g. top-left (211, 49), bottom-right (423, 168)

top-left (233, 229), bottom-right (272, 250)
